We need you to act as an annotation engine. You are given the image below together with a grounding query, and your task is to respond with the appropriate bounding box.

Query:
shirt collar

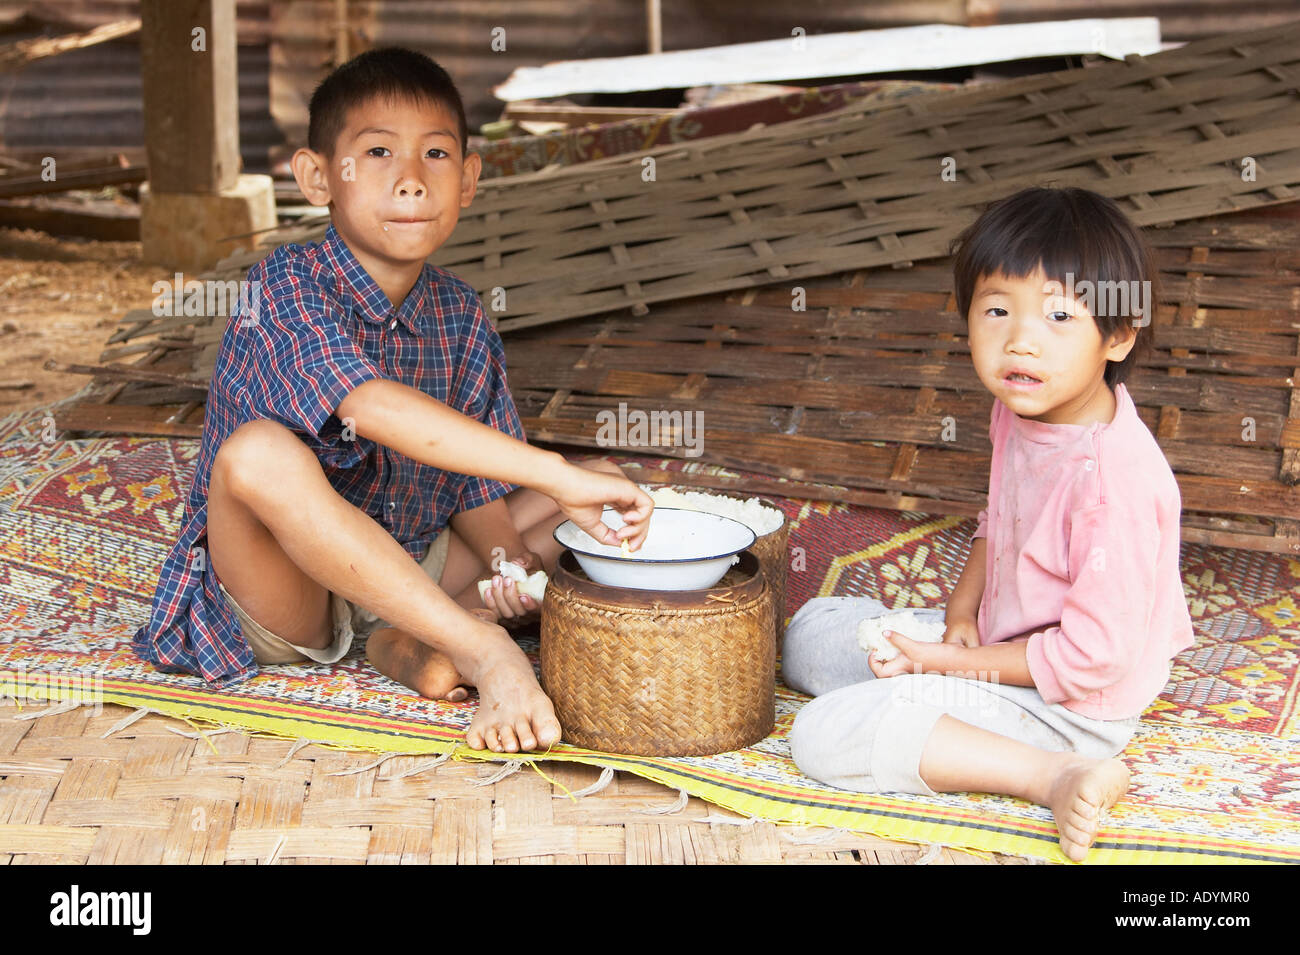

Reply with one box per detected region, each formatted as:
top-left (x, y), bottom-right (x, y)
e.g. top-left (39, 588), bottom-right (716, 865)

top-left (1008, 383), bottom-right (1132, 446)
top-left (321, 222), bottom-right (428, 333)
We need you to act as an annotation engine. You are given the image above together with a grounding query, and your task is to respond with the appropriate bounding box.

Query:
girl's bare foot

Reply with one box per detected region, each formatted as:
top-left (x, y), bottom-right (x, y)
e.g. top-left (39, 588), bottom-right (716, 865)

top-left (366, 627), bottom-right (470, 702)
top-left (460, 630), bottom-right (562, 754)
top-left (1047, 757), bottom-right (1130, 862)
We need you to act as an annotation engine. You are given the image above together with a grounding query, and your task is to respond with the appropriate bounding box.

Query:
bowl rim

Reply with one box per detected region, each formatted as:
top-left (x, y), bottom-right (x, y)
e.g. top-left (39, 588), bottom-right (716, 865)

top-left (554, 506), bottom-right (757, 564)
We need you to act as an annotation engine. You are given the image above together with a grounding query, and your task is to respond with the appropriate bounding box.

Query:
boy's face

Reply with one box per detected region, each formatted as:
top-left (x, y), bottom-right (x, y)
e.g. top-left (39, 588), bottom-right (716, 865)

top-left (294, 95), bottom-right (480, 274)
top-left (967, 267), bottom-right (1135, 426)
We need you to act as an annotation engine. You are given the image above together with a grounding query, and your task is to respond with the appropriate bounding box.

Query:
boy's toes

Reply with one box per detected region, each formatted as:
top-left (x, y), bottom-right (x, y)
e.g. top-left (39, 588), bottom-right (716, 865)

top-left (498, 725), bottom-right (520, 753)
top-left (536, 714), bottom-right (562, 748)
top-left (515, 720), bottom-right (537, 752)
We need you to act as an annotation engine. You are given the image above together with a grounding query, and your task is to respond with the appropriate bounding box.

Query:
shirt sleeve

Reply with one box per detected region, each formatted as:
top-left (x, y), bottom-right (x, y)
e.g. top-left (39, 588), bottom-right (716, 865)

top-left (1024, 495), bottom-right (1162, 704)
top-left (238, 278), bottom-right (387, 440)
top-left (451, 296), bottom-right (527, 513)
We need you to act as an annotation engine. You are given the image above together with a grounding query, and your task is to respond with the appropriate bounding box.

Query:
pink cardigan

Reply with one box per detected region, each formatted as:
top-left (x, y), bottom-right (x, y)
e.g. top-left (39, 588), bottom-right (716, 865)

top-left (973, 385), bottom-right (1194, 721)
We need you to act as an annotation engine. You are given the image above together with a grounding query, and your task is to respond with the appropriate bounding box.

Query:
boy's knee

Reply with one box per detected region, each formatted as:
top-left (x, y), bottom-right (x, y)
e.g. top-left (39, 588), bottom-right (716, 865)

top-left (215, 419), bottom-right (315, 495)
top-left (577, 456), bottom-right (624, 477)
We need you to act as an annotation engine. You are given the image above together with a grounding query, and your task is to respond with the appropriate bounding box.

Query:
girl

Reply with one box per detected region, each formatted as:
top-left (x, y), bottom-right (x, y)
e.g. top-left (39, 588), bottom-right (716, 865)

top-left (784, 187), bottom-right (1195, 862)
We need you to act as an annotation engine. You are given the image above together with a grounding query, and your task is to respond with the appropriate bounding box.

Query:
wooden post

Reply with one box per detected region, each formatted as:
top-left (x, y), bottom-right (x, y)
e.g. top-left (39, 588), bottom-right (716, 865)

top-left (646, 0), bottom-right (662, 55)
top-left (139, 0), bottom-right (239, 194)
top-left (334, 0), bottom-right (349, 65)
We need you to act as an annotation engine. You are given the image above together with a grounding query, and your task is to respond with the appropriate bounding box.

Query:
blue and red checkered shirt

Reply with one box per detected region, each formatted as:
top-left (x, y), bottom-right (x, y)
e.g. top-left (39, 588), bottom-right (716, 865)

top-left (131, 222), bottom-right (525, 685)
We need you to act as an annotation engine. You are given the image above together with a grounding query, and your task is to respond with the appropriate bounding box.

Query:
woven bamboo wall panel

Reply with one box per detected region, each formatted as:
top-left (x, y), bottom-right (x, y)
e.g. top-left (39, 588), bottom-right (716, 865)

top-left (509, 204), bottom-right (1300, 554)
top-left (393, 23), bottom-right (1300, 330)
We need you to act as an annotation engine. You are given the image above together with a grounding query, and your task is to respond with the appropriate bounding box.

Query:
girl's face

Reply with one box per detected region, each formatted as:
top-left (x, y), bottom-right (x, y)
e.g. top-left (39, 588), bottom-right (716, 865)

top-left (967, 267), bottom-right (1136, 426)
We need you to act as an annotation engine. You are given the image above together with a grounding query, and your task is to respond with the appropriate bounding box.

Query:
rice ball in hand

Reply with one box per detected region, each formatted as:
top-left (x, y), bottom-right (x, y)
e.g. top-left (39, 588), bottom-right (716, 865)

top-left (477, 560), bottom-right (549, 604)
top-left (857, 610), bottom-right (946, 662)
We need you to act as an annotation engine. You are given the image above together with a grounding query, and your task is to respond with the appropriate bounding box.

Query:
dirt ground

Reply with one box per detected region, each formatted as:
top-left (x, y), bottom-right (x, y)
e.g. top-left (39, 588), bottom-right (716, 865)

top-left (0, 227), bottom-right (166, 419)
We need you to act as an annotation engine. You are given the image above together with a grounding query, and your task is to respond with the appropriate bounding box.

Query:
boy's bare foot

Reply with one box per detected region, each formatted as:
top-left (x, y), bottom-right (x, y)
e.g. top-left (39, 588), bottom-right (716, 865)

top-left (461, 630), bottom-right (562, 754)
top-left (366, 627), bottom-right (469, 702)
top-left (1047, 757), bottom-right (1130, 863)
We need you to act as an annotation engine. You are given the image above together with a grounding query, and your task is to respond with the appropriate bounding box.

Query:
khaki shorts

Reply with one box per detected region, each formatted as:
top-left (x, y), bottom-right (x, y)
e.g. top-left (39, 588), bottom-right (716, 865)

top-left (218, 529), bottom-right (451, 666)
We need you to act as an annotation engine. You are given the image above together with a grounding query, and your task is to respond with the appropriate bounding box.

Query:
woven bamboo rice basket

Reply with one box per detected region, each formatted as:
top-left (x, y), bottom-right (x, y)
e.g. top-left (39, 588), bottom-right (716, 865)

top-left (540, 550), bottom-right (775, 757)
top-left (649, 486), bottom-right (791, 641)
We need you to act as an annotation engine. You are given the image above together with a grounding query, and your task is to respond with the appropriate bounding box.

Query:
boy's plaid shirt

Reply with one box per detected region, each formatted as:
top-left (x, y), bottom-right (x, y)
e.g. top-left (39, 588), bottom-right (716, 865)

top-left (131, 223), bottom-right (525, 685)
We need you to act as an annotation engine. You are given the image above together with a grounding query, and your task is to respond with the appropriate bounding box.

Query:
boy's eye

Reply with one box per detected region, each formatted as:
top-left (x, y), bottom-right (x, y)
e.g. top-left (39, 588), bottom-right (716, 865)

top-left (1048, 311), bottom-right (1072, 323)
top-left (366, 146), bottom-right (390, 158)
top-left (985, 307), bottom-right (1007, 317)
top-left (426, 148), bottom-right (448, 159)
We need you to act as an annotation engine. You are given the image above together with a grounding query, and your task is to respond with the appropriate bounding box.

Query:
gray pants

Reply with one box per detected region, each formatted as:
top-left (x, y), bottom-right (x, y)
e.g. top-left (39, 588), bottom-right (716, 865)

top-left (783, 597), bottom-right (1140, 796)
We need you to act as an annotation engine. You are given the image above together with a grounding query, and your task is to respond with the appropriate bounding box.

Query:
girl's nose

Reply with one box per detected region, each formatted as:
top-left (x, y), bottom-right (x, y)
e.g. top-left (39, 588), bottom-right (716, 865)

top-left (1004, 314), bottom-right (1040, 355)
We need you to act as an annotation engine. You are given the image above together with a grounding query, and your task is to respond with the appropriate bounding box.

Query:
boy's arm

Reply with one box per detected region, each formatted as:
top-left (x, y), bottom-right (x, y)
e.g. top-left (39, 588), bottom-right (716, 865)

top-left (337, 378), bottom-right (652, 548)
top-left (449, 496), bottom-right (527, 571)
top-left (338, 378), bottom-right (565, 490)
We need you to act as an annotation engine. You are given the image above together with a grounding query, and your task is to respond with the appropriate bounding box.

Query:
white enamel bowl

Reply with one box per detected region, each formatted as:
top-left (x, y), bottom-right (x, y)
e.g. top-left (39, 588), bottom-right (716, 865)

top-left (553, 507), bottom-right (756, 591)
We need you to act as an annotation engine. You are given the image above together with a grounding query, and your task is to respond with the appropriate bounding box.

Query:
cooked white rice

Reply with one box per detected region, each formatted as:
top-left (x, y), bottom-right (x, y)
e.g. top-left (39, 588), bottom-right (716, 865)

top-left (642, 486), bottom-right (784, 536)
top-left (856, 610), bottom-right (946, 661)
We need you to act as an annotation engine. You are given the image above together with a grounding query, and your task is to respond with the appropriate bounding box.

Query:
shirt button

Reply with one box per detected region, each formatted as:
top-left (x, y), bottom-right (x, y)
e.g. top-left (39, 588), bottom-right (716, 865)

top-left (389, 320), bottom-right (397, 330)
top-left (1083, 459), bottom-right (1096, 471)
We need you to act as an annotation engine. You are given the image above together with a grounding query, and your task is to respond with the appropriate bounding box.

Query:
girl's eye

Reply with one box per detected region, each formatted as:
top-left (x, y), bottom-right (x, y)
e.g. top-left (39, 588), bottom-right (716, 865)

top-left (1048, 311), bottom-right (1072, 323)
top-left (366, 146), bottom-right (390, 158)
top-left (985, 307), bottom-right (1007, 317)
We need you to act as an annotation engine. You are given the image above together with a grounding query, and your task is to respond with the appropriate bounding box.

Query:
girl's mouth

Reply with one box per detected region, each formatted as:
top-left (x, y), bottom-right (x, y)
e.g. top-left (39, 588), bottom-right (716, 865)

top-left (1004, 371), bottom-right (1043, 388)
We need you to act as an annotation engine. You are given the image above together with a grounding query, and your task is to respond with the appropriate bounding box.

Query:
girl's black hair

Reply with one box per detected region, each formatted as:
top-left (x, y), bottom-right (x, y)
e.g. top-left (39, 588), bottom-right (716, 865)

top-left (950, 186), bottom-right (1158, 388)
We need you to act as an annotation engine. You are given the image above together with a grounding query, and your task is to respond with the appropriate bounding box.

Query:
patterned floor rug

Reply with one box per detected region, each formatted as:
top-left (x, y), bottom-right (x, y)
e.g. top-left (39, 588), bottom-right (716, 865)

top-left (1, 397), bottom-right (1297, 864)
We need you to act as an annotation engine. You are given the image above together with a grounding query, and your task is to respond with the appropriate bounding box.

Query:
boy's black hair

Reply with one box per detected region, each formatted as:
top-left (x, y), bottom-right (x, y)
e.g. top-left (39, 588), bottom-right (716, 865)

top-left (949, 186), bottom-right (1158, 389)
top-left (307, 47), bottom-right (469, 157)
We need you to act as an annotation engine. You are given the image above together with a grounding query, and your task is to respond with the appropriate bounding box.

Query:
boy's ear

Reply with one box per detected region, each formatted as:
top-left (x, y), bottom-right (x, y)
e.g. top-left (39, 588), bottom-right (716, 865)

top-left (1105, 323), bottom-right (1138, 362)
top-left (459, 150), bottom-right (482, 208)
top-left (290, 147), bottom-right (333, 207)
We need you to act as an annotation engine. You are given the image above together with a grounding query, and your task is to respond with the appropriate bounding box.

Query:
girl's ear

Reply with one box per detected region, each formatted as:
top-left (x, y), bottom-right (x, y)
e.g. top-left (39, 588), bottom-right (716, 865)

top-left (1105, 323), bottom-right (1138, 363)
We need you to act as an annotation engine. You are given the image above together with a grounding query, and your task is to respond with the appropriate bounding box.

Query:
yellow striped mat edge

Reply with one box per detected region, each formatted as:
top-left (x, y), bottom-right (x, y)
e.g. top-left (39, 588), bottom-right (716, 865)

top-left (4, 671), bottom-right (1293, 866)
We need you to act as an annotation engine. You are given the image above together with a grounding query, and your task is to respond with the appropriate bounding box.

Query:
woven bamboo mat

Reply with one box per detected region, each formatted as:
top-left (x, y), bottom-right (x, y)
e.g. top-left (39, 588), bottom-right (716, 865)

top-left (0, 701), bottom-right (1034, 865)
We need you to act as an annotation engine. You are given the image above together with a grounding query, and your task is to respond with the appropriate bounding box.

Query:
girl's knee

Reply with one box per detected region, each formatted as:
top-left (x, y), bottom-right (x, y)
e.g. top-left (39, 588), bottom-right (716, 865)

top-left (789, 695), bottom-right (838, 781)
top-left (789, 681), bottom-right (893, 785)
top-left (781, 597), bottom-right (884, 696)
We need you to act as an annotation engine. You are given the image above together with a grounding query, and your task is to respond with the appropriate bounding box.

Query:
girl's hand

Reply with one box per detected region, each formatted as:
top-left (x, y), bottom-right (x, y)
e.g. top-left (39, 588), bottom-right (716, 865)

top-left (867, 631), bottom-right (953, 679)
top-left (551, 461), bottom-right (654, 551)
top-left (942, 617), bottom-right (980, 648)
top-left (479, 550), bottom-right (543, 626)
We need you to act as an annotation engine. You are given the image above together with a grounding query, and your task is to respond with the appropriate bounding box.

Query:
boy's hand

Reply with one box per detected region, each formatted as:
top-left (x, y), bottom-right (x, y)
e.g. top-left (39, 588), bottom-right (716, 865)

top-left (942, 616), bottom-right (980, 648)
top-left (479, 550), bottom-right (543, 625)
top-left (552, 461), bottom-right (654, 551)
top-left (867, 631), bottom-right (955, 679)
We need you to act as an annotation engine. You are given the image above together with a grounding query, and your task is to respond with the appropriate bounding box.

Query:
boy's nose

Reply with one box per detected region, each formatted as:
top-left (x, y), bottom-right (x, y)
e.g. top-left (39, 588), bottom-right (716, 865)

top-left (395, 178), bottom-right (426, 198)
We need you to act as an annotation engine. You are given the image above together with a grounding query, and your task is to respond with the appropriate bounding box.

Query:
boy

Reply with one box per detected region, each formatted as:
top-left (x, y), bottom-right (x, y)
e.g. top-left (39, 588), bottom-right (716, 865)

top-left (133, 48), bottom-right (652, 754)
